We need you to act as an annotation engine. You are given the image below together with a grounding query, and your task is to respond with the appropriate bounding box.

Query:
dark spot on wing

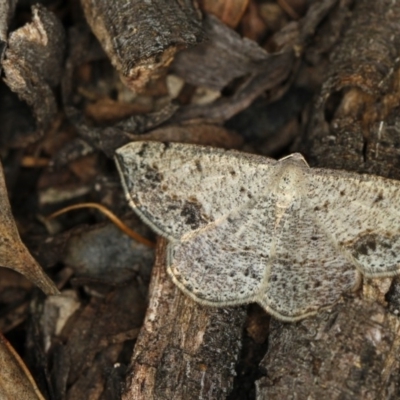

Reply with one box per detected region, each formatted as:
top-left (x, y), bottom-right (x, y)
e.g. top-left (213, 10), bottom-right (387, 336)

top-left (180, 200), bottom-right (209, 229)
top-left (185, 284), bottom-right (193, 292)
top-left (195, 159), bottom-right (202, 172)
top-left (137, 142), bottom-right (149, 157)
top-left (340, 190), bottom-right (345, 196)
top-left (374, 192), bottom-right (384, 203)
top-left (381, 240), bottom-right (392, 249)
top-left (229, 169), bottom-right (236, 176)
top-left (367, 239), bottom-right (377, 251)
top-left (350, 233), bottom-right (395, 263)
top-left (356, 244), bottom-right (368, 256)
top-left (143, 166), bottom-right (163, 187)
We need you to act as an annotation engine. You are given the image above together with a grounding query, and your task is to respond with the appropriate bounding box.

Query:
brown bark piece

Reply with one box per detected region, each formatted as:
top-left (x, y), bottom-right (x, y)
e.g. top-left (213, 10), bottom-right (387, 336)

top-left (2, 4), bottom-right (65, 146)
top-left (123, 238), bottom-right (246, 400)
top-left (0, 333), bottom-right (45, 400)
top-left (171, 50), bottom-right (293, 123)
top-left (53, 119), bottom-right (243, 167)
top-left (304, 0), bottom-right (400, 177)
top-left (140, 124), bottom-right (244, 149)
top-left (172, 14), bottom-right (272, 91)
top-left (80, 0), bottom-right (204, 92)
top-left (40, 282), bottom-right (146, 399)
top-left (171, 0), bottom-right (342, 124)
top-left (199, 0), bottom-right (249, 29)
top-left (0, 0), bottom-right (17, 59)
top-left (257, 297), bottom-right (400, 399)
top-left (65, 103), bottom-right (179, 157)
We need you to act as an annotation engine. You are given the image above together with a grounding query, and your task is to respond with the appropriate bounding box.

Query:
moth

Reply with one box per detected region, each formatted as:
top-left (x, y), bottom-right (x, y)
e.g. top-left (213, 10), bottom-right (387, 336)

top-left (115, 141), bottom-right (400, 321)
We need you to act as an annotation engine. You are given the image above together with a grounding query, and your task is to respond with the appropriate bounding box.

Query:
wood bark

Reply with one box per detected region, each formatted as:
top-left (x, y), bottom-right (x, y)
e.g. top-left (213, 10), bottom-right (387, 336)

top-left (0, 0), bottom-right (17, 59)
top-left (122, 239), bottom-right (247, 400)
top-left (80, 0), bottom-right (204, 92)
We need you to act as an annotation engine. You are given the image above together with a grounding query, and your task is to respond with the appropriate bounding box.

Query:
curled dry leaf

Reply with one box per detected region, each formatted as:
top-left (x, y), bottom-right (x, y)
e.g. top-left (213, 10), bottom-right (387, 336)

top-left (0, 161), bottom-right (58, 295)
top-left (0, 0), bottom-right (17, 62)
top-left (0, 333), bottom-right (45, 400)
top-left (140, 123), bottom-right (244, 149)
top-left (64, 103), bottom-right (179, 158)
top-left (1, 4), bottom-right (65, 146)
top-left (172, 14), bottom-right (274, 91)
top-left (199, 0), bottom-right (249, 28)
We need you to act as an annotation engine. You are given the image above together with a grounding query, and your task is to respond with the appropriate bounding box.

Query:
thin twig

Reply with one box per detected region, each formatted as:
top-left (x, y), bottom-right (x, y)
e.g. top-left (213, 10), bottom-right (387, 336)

top-left (47, 202), bottom-right (156, 248)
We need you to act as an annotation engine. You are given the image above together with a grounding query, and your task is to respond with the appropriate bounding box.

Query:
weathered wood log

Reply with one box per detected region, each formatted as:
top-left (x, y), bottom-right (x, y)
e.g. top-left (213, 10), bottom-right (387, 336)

top-left (123, 239), bottom-right (247, 400)
top-left (80, 0), bottom-right (204, 92)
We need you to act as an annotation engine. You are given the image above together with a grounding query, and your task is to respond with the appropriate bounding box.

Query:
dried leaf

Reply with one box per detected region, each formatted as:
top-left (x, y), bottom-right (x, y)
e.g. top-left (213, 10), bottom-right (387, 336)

top-left (0, 161), bottom-right (58, 295)
top-left (172, 15), bottom-right (273, 91)
top-left (199, 0), bottom-right (249, 28)
top-left (64, 103), bottom-right (179, 157)
top-left (0, 333), bottom-right (45, 400)
top-left (0, 0), bottom-right (17, 62)
top-left (2, 4), bottom-right (65, 146)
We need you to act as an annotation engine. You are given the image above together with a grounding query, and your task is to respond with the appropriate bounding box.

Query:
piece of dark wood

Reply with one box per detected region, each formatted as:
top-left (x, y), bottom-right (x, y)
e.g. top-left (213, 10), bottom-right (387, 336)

top-left (80, 0), bottom-right (204, 92)
top-left (172, 14), bottom-right (275, 91)
top-left (0, 0), bottom-right (17, 64)
top-left (303, 0), bottom-right (400, 177)
top-left (170, 0), bottom-right (343, 124)
top-left (123, 238), bottom-right (247, 400)
top-left (257, 297), bottom-right (400, 399)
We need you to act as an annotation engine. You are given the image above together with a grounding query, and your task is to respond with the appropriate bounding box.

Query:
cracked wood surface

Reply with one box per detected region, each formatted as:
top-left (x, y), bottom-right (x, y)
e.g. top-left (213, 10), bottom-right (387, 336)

top-left (123, 239), bottom-right (246, 400)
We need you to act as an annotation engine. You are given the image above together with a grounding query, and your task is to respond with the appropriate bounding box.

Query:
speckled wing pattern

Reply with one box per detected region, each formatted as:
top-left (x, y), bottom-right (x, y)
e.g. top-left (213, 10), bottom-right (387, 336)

top-left (307, 169), bottom-right (400, 278)
top-left (115, 141), bottom-right (400, 321)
